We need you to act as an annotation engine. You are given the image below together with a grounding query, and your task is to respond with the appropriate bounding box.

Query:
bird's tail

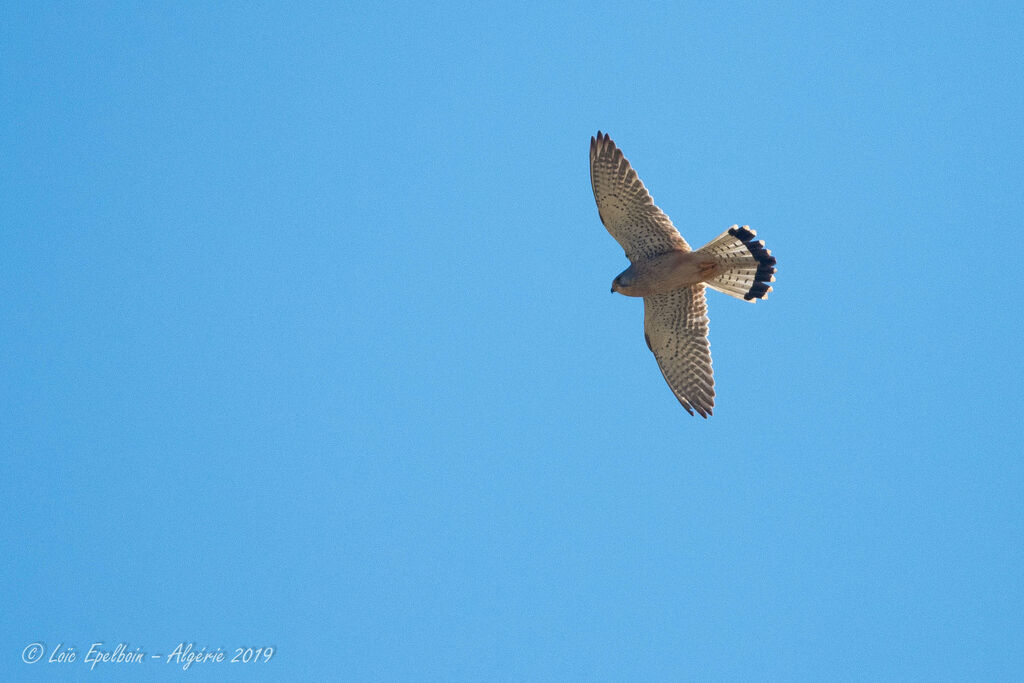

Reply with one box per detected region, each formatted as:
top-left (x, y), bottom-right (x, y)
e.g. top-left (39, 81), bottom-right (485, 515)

top-left (696, 225), bottom-right (777, 301)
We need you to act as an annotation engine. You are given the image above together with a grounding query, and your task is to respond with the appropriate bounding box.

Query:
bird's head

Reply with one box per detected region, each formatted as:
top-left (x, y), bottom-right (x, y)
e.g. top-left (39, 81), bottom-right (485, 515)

top-left (611, 266), bottom-right (635, 294)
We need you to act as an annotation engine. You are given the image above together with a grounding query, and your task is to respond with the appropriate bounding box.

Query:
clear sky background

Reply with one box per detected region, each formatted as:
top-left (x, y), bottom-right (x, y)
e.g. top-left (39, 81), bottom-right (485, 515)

top-left (2, 2), bottom-right (1022, 680)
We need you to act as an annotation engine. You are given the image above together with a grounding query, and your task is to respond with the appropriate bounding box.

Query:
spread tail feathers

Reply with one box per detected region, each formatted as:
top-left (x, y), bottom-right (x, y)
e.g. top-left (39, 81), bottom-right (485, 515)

top-left (697, 225), bottom-right (777, 301)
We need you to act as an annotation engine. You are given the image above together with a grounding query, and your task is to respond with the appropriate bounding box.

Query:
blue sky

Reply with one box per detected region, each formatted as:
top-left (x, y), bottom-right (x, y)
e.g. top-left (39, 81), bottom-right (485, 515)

top-left (2, 2), bottom-right (1022, 680)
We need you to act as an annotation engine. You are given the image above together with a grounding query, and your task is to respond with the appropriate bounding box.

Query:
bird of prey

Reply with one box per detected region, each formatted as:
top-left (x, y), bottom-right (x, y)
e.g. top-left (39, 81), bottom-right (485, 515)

top-left (590, 131), bottom-right (776, 417)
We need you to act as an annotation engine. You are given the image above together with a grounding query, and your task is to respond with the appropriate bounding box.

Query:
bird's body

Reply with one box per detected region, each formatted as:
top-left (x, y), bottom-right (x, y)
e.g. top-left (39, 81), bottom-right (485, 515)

top-left (590, 131), bottom-right (777, 417)
top-left (611, 250), bottom-right (719, 298)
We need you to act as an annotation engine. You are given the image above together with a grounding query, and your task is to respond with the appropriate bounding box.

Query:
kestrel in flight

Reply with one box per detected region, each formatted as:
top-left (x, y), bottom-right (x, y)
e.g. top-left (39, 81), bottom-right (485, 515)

top-left (590, 131), bottom-right (777, 417)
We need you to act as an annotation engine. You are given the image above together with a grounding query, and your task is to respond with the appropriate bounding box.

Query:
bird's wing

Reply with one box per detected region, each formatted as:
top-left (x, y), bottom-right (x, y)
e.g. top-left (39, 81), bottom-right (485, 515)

top-left (643, 285), bottom-right (715, 417)
top-left (590, 131), bottom-right (691, 262)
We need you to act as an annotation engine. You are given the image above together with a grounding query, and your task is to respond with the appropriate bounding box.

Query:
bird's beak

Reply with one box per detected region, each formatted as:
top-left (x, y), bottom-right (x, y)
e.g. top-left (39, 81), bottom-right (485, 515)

top-left (610, 285), bottom-right (615, 293)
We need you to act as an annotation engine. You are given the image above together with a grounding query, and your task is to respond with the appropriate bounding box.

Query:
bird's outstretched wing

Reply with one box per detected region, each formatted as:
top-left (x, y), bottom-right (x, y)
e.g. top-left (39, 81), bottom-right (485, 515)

top-left (590, 131), bottom-right (691, 261)
top-left (643, 285), bottom-right (715, 417)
